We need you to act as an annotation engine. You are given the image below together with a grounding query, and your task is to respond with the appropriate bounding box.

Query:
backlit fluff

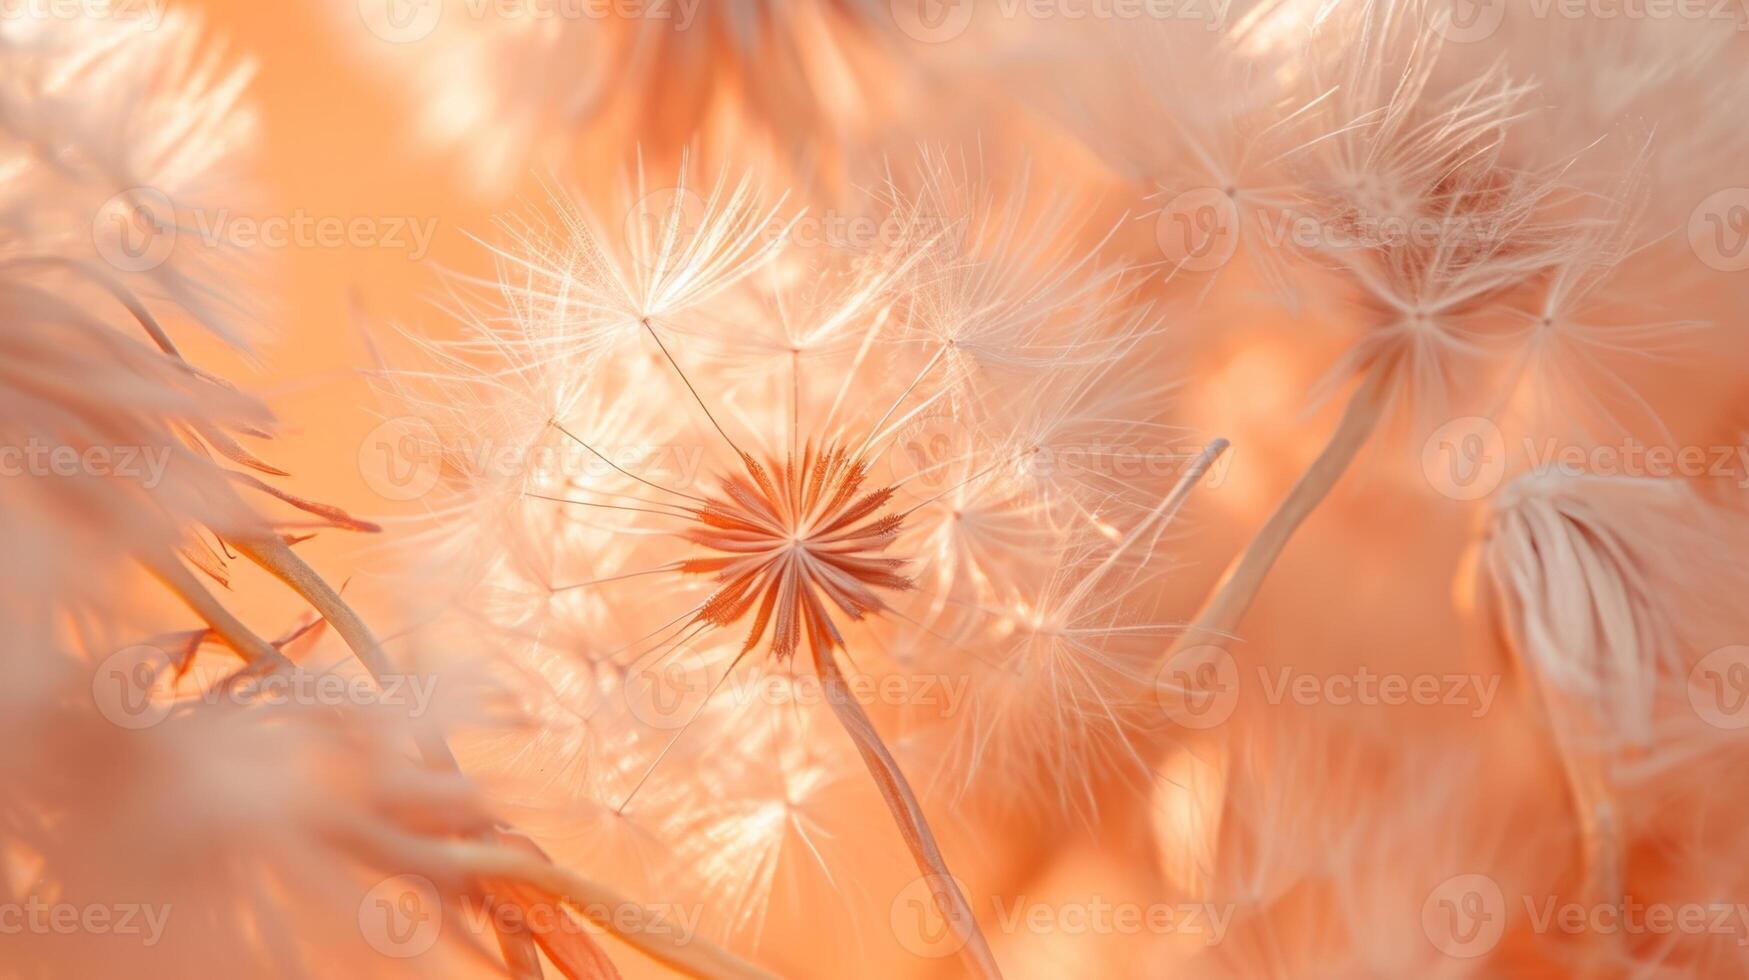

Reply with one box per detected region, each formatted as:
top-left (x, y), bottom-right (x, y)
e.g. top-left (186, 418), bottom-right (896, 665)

top-left (1478, 470), bottom-right (1745, 749)
top-left (0, 20), bottom-right (487, 977)
top-left (0, 641), bottom-right (515, 980)
top-left (1159, 712), bottom-right (1558, 978)
top-left (344, 0), bottom-right (920, 193)
top-left (1476, 469), bottom-right (1749, 969)
top-left (0, 11), bottom-right (258, 339)
top-left (384, 159), bottom-right (1217, 948)
top-left (0, 11), bottom-right (367, 612)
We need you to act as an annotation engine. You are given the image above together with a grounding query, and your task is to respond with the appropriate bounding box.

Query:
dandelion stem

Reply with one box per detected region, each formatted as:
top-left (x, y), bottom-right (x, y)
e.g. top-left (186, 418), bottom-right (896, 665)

top-left (401, 835), bottom-right (780, 980)
top-left (1165, 365), bottom-right (1391, 663)
top-left (857, 346), bottom-right (949, 460)
top-left (615, 639), bottom-right (749, 814)
top-left (235, 535), bottom-right (457, 769)
top-left (896, 446), bottom-right (1034, 515)
top-left (552, 563), bottom-right (683, 592)
top-left (144, 555), bottom-right (288, 668)
top-left (642, 318), bottom-right (749, 460)
top-left (549, 419), bottom-right (706, 504)
top-left (812, 643), bottom-right (1004, 980)
top-left (241, 535), bottom-right (746, 975)
top-left (1566, 746), bottom-right (1622, 909)
top-left (1531, 680), bottom-right (1623, 969)
top-left (1066, 439), bottom-right (1230, 614)
top-left (237, 536), bottom-right (549, 974)
top-left (820, 312), bottom-right (888, 440)
top-left (525, 492), bottom-right (694, 521)
top-left (790, 347), bottom-right (800, 459)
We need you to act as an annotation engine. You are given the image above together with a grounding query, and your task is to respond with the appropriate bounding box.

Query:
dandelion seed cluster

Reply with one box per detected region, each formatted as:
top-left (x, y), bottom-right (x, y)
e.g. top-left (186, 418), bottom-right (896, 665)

top-left (397, 163), bottom-right (1205, 827)
top-left (6, 1), bottom-right (1749, 977)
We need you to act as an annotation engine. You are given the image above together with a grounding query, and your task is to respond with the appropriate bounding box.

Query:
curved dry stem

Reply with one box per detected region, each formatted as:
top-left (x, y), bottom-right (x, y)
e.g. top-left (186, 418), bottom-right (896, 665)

top-left (1562, 742), bottom-right (1622, 907)
top-left (407, 837), bottom-right (781, 980)
top-left (1532, 682), bottom-right (1623, 976)
top-left (241, 536), bottom-right (712, 976)
top-left (812, 644), bottom-right (1004, 980)
top-left (235, 534), bottom-right (459, 769)
top-left (1163, 364), bottom-right (1392, 665)
top-left (145, 554), bottom-right (287, 668)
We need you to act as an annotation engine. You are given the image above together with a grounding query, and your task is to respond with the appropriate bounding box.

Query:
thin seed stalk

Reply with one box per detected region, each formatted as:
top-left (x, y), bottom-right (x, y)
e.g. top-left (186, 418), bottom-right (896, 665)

top-left (145, 554), bottom-right (288, 668)
top-left (1562, 739), bottom-right (1622, 909)
top-left (373, 833), bottom-right (780, 980)
top-left (1531, 680), bottom-right (1623, 978)
top-left (235, 536), bottom-right (544, 974)
top-left (241, 536), bottom-right (804, 978)
top-left (812, 643), bottom-right (1004, 980)
top-left (235, 534), bottom-right (459, 768)
top-left (1163, 364), bottom-right (1392, 665)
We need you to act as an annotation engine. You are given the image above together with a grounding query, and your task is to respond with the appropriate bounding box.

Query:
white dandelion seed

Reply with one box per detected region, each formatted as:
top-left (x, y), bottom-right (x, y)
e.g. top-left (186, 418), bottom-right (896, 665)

top-left (386, 157), bottom-right (1229, 979)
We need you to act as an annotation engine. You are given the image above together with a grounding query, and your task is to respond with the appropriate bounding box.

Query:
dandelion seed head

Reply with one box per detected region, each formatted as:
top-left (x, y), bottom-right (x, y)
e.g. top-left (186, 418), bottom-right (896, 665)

top-left (684, 443), bottom-right (912, 661)
top-left (1478, 469), bottom-right (1746, 750)
top-left (386, 161), bottom-right (1216, 936)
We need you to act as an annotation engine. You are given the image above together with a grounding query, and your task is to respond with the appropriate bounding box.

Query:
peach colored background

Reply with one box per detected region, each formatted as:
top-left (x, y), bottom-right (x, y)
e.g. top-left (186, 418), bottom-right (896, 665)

top-left (159, 5), bottom-right (1749, 976)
